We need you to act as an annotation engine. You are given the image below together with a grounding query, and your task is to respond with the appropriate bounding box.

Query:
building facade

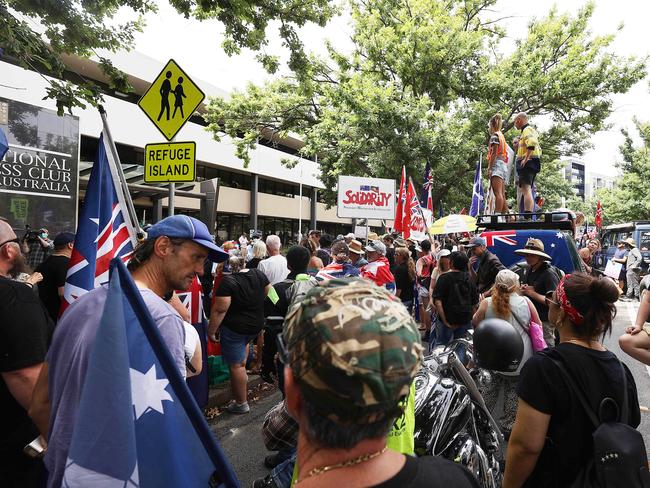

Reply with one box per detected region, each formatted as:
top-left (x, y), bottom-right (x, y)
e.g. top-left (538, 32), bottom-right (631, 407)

top-left (1, 52), bottom-right (380, 243)
top-left (586, 171), bottom-right (617, 199)
top-left (561, 157), bottom-right (587, 200)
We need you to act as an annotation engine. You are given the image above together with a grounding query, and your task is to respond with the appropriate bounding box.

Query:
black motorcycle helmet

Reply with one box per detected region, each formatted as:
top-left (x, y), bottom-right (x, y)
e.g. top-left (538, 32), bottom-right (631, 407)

top-left (473, 318), bottom-right (524, 373)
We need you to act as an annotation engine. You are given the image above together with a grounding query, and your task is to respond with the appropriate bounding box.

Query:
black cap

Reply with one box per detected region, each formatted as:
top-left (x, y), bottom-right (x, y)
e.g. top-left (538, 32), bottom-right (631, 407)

top-left (53, 232), bottom-right (75, 247)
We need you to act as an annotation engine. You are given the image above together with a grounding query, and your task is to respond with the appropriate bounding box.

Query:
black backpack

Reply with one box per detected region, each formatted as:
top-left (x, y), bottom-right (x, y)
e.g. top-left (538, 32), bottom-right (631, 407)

top-left (550, 357), bottom-right (650, 488)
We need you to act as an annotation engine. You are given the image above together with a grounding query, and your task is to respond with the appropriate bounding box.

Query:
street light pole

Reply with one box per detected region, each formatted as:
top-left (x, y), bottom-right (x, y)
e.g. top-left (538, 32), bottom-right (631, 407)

top-left (298, 154), bottom-right (303, 242)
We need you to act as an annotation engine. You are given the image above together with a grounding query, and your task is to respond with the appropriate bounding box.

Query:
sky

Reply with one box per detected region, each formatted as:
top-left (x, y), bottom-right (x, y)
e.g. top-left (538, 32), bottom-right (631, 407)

top-left (126, 0), bottom-right (650, 178)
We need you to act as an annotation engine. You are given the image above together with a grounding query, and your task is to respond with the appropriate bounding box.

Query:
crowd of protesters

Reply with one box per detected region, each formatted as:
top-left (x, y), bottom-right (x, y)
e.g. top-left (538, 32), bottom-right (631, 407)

top-left (3, 198), bottom-right (650, 488)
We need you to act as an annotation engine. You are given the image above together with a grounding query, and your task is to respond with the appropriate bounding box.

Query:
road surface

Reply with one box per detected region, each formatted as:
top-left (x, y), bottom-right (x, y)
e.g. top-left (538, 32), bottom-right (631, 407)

top-left (212, 300), bottom-right (650, 487)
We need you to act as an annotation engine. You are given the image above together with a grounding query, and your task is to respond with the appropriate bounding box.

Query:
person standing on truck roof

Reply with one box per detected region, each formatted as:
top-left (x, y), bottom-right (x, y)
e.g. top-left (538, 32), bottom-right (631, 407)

top-left (515, 238), bottom-right (560, 347)
top-left (514, 112), bottom-right (542, 217)
top-left (487, 113), bottom-right (509, 215)
top-left (466, 236), bottom-right (505, 296)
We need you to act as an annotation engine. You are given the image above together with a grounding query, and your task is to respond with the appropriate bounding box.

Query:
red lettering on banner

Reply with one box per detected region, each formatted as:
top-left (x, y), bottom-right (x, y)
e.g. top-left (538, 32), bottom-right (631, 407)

top-left (342, 190), bottom-right (391, 207)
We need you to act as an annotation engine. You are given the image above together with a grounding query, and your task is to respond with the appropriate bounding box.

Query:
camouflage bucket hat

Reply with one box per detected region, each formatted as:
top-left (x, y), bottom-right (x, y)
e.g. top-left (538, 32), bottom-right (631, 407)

top-left (283, 278), bottom-right (423, 424)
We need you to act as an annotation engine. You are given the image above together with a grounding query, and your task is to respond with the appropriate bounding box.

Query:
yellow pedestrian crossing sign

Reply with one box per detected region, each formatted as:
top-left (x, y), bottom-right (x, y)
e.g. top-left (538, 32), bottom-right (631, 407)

top-left (138, 59), bottom-right (205, 141)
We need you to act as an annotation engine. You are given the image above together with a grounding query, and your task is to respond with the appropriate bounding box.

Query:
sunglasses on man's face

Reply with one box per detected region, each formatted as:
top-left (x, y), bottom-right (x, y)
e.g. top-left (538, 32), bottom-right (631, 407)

top-left (545, 291), bottom-right (559, 308)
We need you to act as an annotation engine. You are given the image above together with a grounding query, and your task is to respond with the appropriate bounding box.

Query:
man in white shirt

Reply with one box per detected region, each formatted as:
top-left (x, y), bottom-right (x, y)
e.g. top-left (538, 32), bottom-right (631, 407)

top-left (258, 235), bottom-right (289, 285)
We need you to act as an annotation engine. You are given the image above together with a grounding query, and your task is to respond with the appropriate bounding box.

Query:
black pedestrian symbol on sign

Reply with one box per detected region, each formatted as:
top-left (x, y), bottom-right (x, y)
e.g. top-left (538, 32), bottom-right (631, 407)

top-left (172, 77), bottom-right (187, 119)
top-left (157, 71), bottom-right (173, 121)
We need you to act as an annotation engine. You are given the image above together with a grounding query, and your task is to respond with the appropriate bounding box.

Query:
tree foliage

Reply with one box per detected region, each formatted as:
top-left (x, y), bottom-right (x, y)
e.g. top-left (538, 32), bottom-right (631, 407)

top-left (1, 0), bottom-right (336, 115)
top-left (206, 0), bottom-right (646, 211)
top-left (598, 121), bottom-right (650, 224)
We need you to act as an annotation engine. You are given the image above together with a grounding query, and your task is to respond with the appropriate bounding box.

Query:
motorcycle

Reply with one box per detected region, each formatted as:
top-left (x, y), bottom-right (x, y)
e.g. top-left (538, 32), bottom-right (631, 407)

top-left (414, 336), bottom-right (503, 488)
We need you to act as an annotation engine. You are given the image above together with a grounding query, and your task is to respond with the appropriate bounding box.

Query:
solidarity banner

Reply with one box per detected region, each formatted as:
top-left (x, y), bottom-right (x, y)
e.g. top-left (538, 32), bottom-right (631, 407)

top-left (337, 175), bottom-right (396, 220)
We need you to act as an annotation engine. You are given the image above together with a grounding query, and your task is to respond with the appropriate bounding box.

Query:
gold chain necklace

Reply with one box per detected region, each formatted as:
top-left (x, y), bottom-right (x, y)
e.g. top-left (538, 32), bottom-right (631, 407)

top-left (293, 447), bottom-right (388, 485)
top-left (565, 338), bottom-right (598, 349)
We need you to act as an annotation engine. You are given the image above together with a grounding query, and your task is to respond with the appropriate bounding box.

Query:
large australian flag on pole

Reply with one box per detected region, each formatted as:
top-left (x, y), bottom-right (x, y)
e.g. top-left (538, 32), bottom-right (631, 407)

top-left (62, 259), bottom-right (239, 487)
top-left (61, 131), bottom-right (136, 314)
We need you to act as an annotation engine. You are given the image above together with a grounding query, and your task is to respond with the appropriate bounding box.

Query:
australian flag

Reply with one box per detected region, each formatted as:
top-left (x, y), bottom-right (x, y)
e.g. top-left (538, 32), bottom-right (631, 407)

top-left (62, 259), bottom-right (239, 487)
top-left (177, 277), bottom-right (209, 408)
top-left (469, 160), bottom-right (484, 217)
top-left (61, 132), bottom-right (136, 313)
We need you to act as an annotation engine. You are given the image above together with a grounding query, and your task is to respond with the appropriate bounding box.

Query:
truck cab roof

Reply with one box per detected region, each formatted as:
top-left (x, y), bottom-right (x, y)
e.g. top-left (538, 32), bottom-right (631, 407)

top-left (475, 212), bottom-right (584, 274)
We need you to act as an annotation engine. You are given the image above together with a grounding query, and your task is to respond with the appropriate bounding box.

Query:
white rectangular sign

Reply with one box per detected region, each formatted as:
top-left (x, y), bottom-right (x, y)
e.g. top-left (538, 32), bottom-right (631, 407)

top-left (337, 175), bottom-right (396, 220)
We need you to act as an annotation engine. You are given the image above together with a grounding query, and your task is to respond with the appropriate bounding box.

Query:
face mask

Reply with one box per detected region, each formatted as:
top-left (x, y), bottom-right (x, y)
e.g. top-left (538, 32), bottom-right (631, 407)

top-left (41, 233), bottom-right (48, 239)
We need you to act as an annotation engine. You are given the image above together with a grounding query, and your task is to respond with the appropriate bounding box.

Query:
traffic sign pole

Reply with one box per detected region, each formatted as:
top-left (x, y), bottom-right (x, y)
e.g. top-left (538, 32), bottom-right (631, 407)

top-left (169, 182), bottom-right (175, 216)
top-left (168, 135), bottom-right (176, 216)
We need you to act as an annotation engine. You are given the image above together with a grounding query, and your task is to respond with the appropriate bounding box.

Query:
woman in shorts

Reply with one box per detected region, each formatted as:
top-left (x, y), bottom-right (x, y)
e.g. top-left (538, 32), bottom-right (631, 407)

top-left (487, 113), bottom-right (509, 214)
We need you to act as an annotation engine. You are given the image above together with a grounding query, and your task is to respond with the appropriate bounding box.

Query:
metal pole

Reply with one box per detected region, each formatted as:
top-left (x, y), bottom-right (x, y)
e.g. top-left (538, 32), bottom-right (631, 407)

top-left (98, 106), bottom-right (140, 234)
top-left (298, 154), bottom-right (303, 241)
top-left (168, 135), bottom-right (176, 216)
top-left (366, 220), bottom-right (369, 245)
top-left (168, 182), bottom-right (175, 216)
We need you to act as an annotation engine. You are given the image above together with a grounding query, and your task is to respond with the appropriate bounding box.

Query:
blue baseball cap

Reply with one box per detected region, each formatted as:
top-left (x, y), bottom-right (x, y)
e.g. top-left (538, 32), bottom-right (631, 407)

top-left (146, 215), bottom-right (228, 262)
top-left (465, 236), bottom-right (486, 248)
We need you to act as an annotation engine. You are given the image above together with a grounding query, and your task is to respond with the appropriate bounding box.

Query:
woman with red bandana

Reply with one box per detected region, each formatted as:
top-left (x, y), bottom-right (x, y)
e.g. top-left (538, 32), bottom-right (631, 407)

top-left (503, 273), bottom-right (641, 488)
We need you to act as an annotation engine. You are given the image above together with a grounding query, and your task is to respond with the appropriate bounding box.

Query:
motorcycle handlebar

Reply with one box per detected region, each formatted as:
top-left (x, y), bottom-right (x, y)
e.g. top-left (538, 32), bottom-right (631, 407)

top-left (447, 352), bottom-right (504, 441)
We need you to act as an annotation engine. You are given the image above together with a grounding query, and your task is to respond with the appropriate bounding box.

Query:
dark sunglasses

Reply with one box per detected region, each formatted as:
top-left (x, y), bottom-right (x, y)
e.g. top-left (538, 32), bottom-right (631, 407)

top-left (0, 237), bottom-right (19, 248)
top-left (545, 291), bottom-right (559, 308)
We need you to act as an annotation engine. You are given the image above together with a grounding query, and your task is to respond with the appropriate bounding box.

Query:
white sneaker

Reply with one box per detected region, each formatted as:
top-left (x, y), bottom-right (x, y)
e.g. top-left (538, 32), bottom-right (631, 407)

top-left (225, 401), bottom-right (250, 414)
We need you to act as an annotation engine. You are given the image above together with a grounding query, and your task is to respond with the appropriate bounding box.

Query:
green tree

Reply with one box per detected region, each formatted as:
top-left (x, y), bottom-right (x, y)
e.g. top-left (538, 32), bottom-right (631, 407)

top-left (1, 0), bottom-right (336, 115)
top-left (597, 120), bottom-right (650, 224)
top-left (206, 0), bottom-right (646, 211)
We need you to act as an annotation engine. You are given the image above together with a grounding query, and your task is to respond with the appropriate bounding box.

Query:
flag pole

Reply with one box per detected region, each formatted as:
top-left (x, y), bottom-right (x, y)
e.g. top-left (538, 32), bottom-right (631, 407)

top-left (98, 106), bottom-right (141, 239)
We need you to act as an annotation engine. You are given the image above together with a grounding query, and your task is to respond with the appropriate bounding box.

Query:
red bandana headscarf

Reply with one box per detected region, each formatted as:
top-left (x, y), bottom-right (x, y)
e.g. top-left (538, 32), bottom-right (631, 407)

top-left (555, 274), bottom-right (585, 325)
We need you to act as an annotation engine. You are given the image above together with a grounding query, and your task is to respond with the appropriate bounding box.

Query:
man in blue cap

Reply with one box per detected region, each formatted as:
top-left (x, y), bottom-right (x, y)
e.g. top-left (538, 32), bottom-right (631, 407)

top-left (466, 236), bottom-right (505, 296)
top-left (29, 216), bottom-right (227, 488)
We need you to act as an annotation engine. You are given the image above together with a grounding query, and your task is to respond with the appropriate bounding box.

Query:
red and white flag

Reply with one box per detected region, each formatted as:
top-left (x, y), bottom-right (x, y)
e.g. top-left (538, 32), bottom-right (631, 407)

top-left (403, 178), bottom-right (426, 240)
top-left (394, 166), bottom-right (406, 232)
top-left (595, 200), bottom-right (603, 229)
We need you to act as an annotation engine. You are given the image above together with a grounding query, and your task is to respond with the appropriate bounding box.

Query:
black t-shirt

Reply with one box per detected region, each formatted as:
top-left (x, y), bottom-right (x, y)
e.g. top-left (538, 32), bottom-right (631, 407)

top-left (374, 455), bottom-right (480, 488)
top-left (247, 257), bottom-right (262, 269)
top-left (216, 269), bottom-right (270, 335)
top-left (386, 247), bottom-right (396, 270)
top-left (433, 271), bottom-right (478, 326)
top-left (0, 277), bottom-right (53, 457)
top-left (36, 254), bottom-right (69, 321)
top-left (517, 344), bottom-right (640, 487)
top-left (394, 263), bottom-right (414, 301)
top-left (522, 262), bottom-right (559, 322)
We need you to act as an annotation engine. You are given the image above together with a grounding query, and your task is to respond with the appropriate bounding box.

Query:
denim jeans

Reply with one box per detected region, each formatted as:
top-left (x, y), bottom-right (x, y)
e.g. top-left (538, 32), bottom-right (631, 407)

top-left (435, 322), bottom-right (471, 363)
top-left (271, 450), bottom-right (296, 488)
top-left (434, 321), bottom-right (470, 346)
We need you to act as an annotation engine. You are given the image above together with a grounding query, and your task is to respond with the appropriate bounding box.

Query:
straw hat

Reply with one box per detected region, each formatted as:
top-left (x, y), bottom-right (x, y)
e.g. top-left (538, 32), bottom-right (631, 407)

top-left (349, 240), bottom-right (365, 255)
top-left (514, 238), bottom-right (552, 261)
top-left (623, 237), bottom-right (636, 248)
top-left (367, 232), bottom-right (379, 241)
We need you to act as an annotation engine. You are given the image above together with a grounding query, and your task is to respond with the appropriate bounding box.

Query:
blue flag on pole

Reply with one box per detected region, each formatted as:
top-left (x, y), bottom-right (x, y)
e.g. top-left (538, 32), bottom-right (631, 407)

top-left (469, 160), bottom-right (484, 217)
top-left (62, 259), bottom-right (239, 487)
